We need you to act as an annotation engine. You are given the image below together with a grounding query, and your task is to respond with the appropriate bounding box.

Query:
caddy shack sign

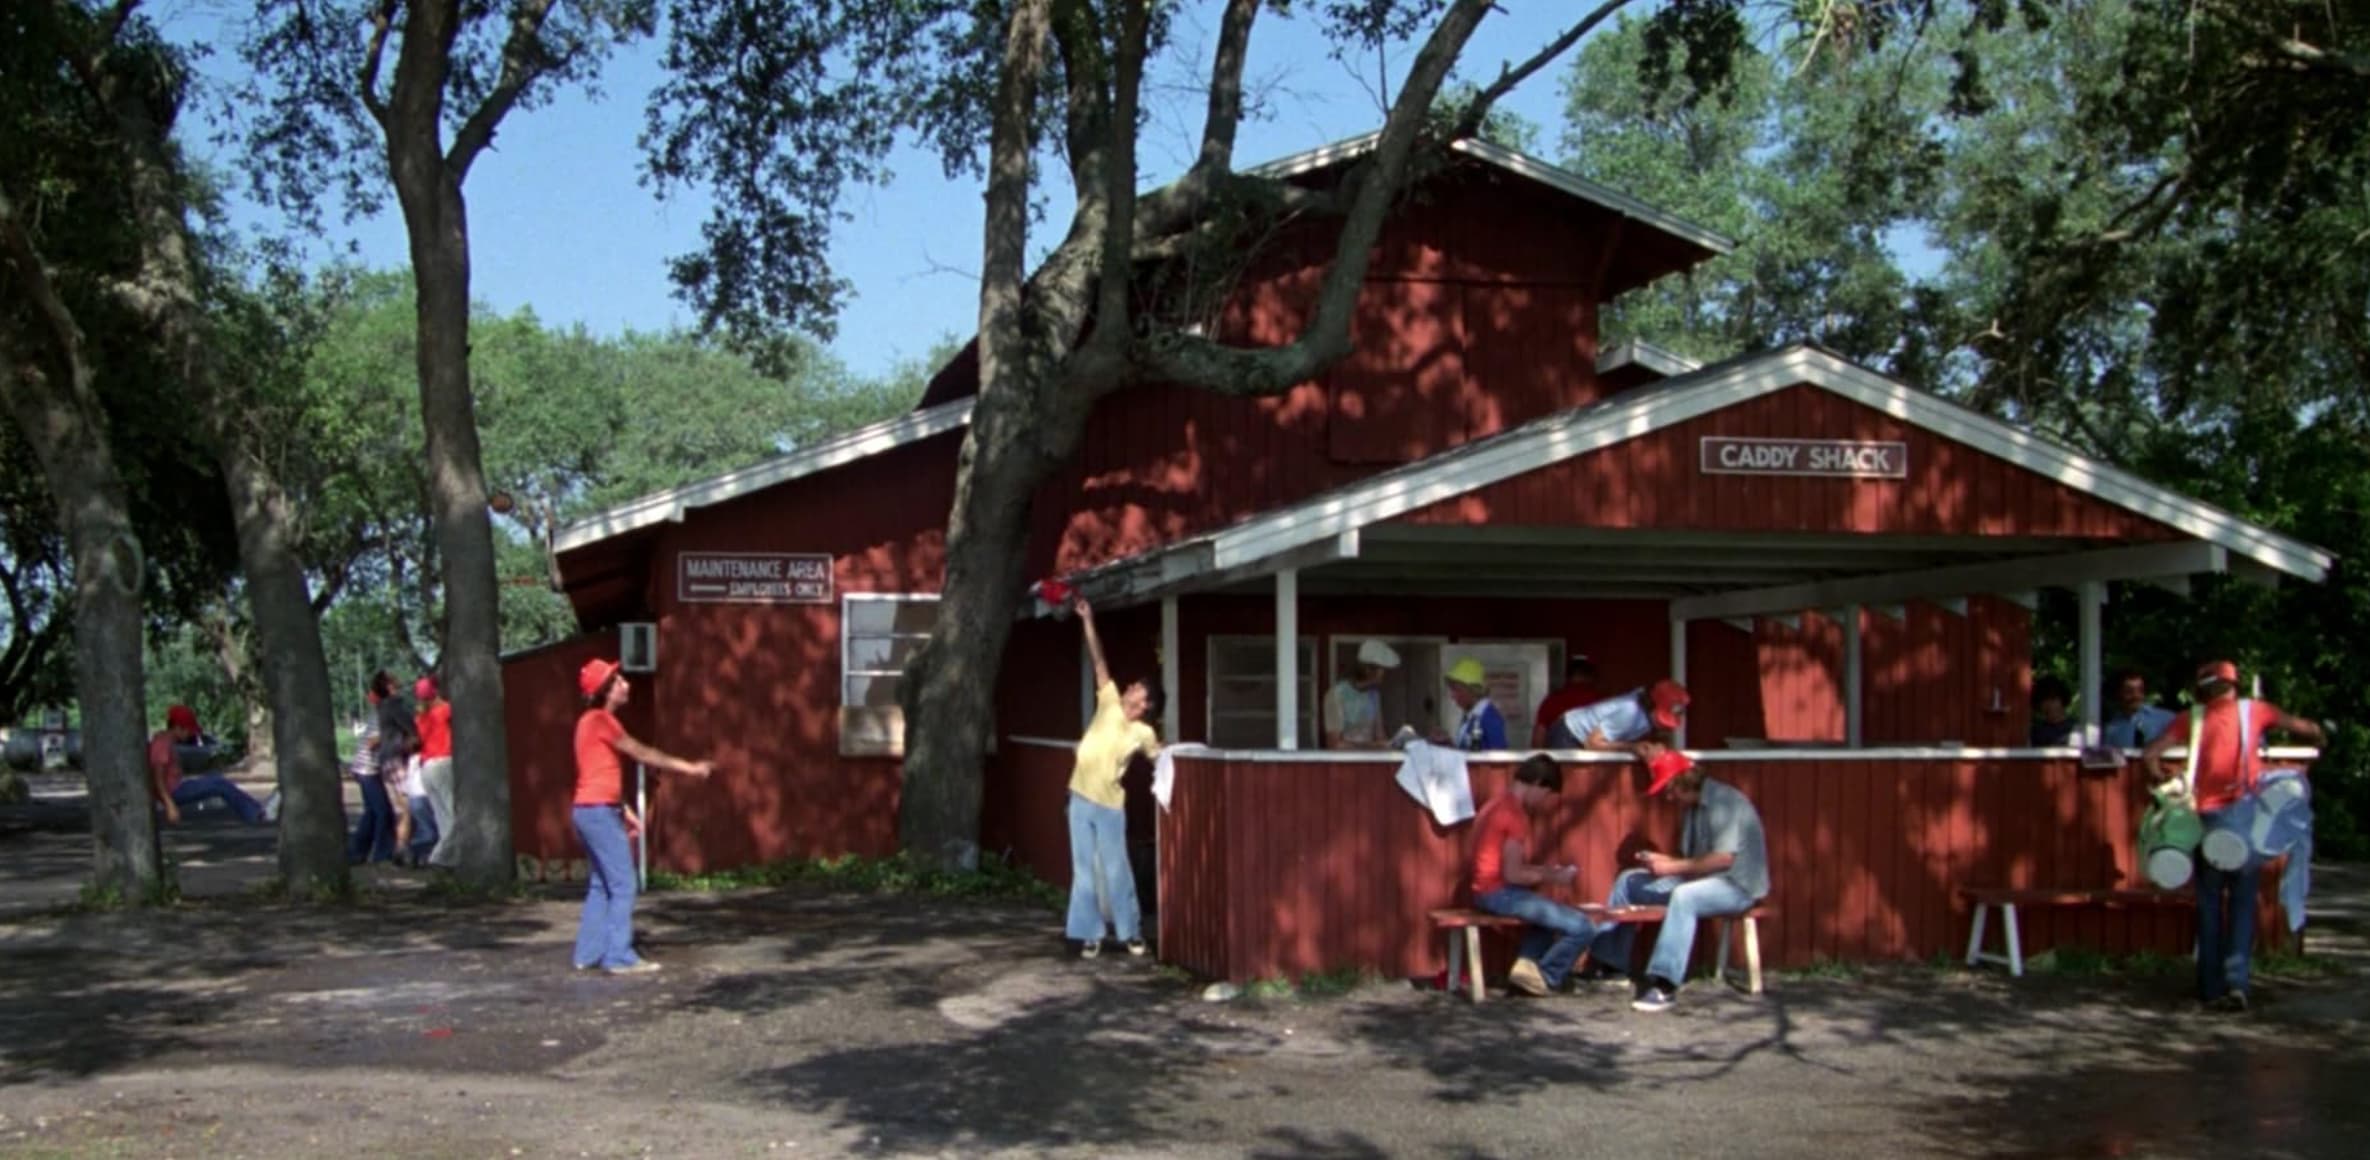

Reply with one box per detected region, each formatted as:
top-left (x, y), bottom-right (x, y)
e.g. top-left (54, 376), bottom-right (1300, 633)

top-left (677, 552), bottom-right (833, 604)
top-left (1699, 437), bottom-right (1908, 479)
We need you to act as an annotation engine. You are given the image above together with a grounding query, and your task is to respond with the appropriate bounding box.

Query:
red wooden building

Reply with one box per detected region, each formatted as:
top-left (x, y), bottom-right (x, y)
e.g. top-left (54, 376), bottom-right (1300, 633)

top-left (514, 135), bottom-right (2328, 981)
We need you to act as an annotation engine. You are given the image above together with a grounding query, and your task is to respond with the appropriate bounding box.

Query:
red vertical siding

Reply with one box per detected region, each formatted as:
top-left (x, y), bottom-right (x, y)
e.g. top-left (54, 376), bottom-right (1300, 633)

top-left (1154, 753), bottom-right (2296, 982)
top-left (1397, 385), bottom-right (2180, 540)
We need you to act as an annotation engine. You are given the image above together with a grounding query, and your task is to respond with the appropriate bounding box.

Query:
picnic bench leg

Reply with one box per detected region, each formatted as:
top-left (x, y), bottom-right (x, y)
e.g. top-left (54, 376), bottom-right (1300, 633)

top-left (1445, 928), bottom-right (1466, 999)
top-left (1716, 918), bottom-right (1733, 989)
top-left (1742, 917), bottom-right (1763, 995)
top-left (1965, 903), bottom-right (1990, 968)
top-left (1465, 926), bottom-right (1486, 1003)
top-left (2004, 902), bottom-right (2024, 978)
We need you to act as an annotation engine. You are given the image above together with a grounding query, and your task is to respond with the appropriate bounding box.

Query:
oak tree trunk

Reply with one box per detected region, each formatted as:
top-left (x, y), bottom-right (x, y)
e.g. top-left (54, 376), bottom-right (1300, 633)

top-left (0, 329), bottom-right (161, 901)
top-left (218, 446), bottom-right (348, 894)
top-left (395, 170), bottom-right (513, 890)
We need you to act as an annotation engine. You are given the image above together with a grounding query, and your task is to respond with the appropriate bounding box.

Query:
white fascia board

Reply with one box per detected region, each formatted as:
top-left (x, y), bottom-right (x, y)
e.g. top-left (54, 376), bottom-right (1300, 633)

top-left (1795, 353), bottom-right (2333, 582)
top-left (1669, 541), bottom-right (2228, 622)
top-left (1596, 338), bottom-right (1704, 379)
top-left (1244, 133), bottom-right (1735, 257)
top-left (554, 399), bottom-right (975, 554)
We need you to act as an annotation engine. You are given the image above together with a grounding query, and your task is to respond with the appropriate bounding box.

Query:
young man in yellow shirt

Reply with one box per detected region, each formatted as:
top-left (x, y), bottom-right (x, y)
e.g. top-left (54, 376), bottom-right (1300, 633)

top-left (1066, 596), bottom-right (1164, 958)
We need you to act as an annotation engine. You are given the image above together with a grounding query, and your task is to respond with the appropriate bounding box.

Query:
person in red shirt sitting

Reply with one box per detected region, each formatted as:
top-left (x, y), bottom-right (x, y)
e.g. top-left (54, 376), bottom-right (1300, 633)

top-left (571, 658), bottom-right (716, 975)
top-left (148, 705), bottom-right (265, 825)
top-left (1469, 754), bottom-right (1599, 996)
top-left (1531, 656), bottom-right (1601, 748)
top-left (2141, 659), bottom-right (2325, 1013)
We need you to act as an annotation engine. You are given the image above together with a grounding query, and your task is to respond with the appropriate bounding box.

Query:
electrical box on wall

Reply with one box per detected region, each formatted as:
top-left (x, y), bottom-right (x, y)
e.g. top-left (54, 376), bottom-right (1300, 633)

top-left (620, 623), bottom-right (657, 673)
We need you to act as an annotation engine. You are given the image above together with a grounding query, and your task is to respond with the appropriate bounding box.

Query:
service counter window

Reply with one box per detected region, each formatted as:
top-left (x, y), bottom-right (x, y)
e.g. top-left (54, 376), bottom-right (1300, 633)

top-left (1326, 637), bottom-right (1557, 746)
top-left (1207, 636), bottom-right (1319, 748)
top-left (842, 595), bottom-right (939, 756)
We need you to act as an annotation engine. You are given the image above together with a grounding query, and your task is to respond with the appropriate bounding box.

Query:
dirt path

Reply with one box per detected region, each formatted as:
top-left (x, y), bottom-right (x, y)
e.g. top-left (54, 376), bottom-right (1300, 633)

top-left (0, 882), bottom-right (2365, 1160)
top-left (5, 777), bottom-right (2368, 1158)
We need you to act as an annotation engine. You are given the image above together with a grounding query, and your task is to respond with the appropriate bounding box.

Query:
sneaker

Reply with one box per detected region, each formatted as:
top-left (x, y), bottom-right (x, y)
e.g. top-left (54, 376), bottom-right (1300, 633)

top-left (1632, 985), bottom-right (1675, 1013)
top-left (1508, 957), bottom-right (1550, 998)
top-left (1078, 940), bottom-right (1102, 960)
top-left (2206, 991), bottom-right (2249, 1014)
top-left (604, 960), bottom-right (663, 976)
top-left (1126, 940), bottom-right (1149, 957)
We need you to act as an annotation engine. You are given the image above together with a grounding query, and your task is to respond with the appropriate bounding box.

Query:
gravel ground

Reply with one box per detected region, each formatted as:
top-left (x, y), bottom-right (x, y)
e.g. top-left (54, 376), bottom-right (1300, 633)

top-left (3, 780), bottom-right (2367, 1158)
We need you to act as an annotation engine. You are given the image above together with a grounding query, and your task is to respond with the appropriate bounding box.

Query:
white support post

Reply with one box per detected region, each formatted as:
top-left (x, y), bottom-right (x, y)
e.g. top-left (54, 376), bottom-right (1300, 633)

top-left (1669, 617), bottom-right (1689, 749)
top-left (635, 762), bottom-right (649, 888)
top-left (1276, 568), bottom-right (1300, 750)
top-left (1160, 596), bottom-right (1181, 742)
top-left (2077, 580), bottom-right (2105, 747)
top-left (1842, 604), bottom-right (1864, 748)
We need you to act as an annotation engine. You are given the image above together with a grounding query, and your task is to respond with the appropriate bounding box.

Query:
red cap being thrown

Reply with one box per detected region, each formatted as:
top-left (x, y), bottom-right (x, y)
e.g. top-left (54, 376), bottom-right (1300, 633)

top-left (166, 704), bottom-right (200, 736)
top-left (1646, 748), bottom-right (1696, 796)
top-left (578, 658), bottom-right (622, 699)
top-left (1648, 679), bottom-right (1691, 730)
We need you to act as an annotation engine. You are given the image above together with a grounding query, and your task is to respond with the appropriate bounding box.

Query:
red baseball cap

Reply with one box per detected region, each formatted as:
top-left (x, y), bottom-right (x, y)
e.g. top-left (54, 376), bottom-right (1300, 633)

top-left (1648, 679), bottom-right (1691, 730)
top-left (578, 658), bottom-right (622, 699)
top-left (166, 705), bottom-right (200, 735)
top-left (1646, 748), bottom-right (1696, 796)
top-left (414, 676), bottom-right (438, 702)
top-left (2195, 659), bottom-right (2238, 689)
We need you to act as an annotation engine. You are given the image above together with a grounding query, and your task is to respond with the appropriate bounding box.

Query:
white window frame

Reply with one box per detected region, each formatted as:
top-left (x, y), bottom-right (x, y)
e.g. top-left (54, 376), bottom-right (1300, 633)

top-left (1205, 635), bottom-right (1320, 750)
top-left (840, 593), bottom-right (940, 757)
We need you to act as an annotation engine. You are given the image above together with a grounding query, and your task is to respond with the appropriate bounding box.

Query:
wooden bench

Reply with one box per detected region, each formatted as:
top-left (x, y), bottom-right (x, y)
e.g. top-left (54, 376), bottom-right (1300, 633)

top-left (1958, 887), bottom-right (2190, 977)
top-left (1429, 904), bottom-right (1770, 1001)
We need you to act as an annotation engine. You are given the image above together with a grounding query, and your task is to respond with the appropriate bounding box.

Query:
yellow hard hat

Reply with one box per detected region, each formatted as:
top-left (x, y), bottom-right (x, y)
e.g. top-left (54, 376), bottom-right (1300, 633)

top-left (1446, 657), bottom-right (1487, 687)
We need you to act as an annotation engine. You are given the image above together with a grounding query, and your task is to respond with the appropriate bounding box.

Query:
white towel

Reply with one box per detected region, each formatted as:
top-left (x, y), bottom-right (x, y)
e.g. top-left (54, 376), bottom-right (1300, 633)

top-left (1152, 744), bottom-right (1209, 812)
top-left (1394, 740), bottom-right (1475, 826)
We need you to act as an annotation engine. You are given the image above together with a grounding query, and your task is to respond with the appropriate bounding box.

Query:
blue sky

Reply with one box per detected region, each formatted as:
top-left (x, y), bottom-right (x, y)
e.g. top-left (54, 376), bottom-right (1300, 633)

top-left (160, 2), bottom-right (1598, 381)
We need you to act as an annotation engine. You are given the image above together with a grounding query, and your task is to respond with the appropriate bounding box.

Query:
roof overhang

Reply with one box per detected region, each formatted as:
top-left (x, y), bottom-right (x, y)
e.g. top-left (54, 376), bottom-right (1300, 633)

top-left (552, 398), bottom-right (975, 558)
top-left (1064, 345), bottom-right (2332, 609)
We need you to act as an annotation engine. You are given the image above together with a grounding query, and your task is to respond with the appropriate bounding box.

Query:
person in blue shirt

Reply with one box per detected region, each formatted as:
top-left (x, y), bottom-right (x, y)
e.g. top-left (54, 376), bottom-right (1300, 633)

top-left (1558, 680), bottom-right (1690, 759)
top-left (2101, 669), bottom-right (2176, 748)
top-left (1438, 657), bottom-right (1508, 751)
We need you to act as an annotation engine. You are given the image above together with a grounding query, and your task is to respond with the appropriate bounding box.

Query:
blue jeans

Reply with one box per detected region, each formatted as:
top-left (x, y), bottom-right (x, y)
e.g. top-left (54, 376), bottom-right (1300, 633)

top-left (348, 776), bottom-right (395, 862)
top-left (171, 775), bottom-right (265, 824)
top-left (572, 805), bottom-right (642, 970)
top-left (1602, 869), bottom-right (1757, 987)
top-left (2195, 848), bottom-right (2261, 1001)
top-left (1065, 793), bottom-right (1140, 944)
top-left (1475, 887), bottom-right (1600, 989)
top-left (407, 793), bottom-right (439, 863)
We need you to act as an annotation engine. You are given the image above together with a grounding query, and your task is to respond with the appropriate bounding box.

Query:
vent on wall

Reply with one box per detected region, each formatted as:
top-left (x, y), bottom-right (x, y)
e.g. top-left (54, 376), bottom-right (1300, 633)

top-left (620, 623), bottom-right (657, 673)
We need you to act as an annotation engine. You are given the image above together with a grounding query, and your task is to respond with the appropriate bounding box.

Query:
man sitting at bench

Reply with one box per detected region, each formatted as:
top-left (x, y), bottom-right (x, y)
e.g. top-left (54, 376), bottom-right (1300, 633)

top-left (1599, 752), bottom-right (1769, 1013)
top-left (1471, 754), bottom-right (1597, 997)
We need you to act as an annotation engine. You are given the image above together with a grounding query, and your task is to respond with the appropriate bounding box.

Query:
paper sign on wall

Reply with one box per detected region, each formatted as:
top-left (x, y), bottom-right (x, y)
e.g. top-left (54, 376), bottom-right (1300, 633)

top-left (677, 553), bottom-right (834, 604)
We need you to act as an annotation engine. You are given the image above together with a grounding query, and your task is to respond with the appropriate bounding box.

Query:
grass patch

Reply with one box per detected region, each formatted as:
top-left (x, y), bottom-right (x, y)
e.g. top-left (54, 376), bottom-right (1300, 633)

top-left (2257, 948), bottom-right (2349, 977)
top-left (645, 852), bottom-right (1063, 910)
top-left (2025, 946), bottom-right (2189, 978)
top-left (1780, 956), bottom-right (1860, 980)
top-left (1238, 968), bottom-right (1385, 1000)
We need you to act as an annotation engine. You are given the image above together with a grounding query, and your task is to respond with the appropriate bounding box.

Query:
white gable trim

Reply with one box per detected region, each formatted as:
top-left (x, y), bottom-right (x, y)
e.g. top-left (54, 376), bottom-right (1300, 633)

top-left (554, 398), bottom-right (975, 555)
top-left (1083, 346), bottom-right (2327, 596)
top-left (1247, 133), bottom-right (1736, 257)
top-left (1597, 338), bottom-right (1703, 380)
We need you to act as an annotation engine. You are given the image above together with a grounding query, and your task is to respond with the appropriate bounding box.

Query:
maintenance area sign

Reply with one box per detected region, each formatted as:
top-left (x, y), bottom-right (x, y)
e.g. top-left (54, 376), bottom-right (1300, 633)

top-left (677, 553), bottom-right (834, 604)
top-left (1699, 437), bottom-right (1908, 479)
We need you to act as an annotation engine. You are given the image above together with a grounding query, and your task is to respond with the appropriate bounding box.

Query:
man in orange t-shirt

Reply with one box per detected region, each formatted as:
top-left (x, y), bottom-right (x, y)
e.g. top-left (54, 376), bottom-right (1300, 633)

top-left (2142, 659), bottom-right (2324, 1012)
top-left (1469, 754), bottom-right (1597, 997)
top-left (414, 677), bottom-right (458, 869)
top-left (569, 657), bottom-right (716, 975)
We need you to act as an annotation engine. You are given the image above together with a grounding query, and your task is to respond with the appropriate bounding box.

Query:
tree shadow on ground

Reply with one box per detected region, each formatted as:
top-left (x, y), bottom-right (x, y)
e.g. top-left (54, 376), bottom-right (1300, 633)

top-left (737, 970), bottom-right (1241, 1154)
